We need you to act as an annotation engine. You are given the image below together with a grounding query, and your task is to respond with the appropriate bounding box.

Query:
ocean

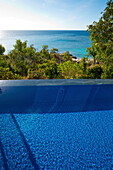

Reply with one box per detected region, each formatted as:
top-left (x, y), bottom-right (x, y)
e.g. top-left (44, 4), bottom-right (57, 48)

top-left (0, 30), bottom-right (91, 58)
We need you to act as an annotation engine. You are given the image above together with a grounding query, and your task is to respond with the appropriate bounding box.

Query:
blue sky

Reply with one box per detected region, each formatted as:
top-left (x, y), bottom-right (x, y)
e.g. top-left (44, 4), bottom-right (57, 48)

top-left (0, 0), bottom-right (107, 30)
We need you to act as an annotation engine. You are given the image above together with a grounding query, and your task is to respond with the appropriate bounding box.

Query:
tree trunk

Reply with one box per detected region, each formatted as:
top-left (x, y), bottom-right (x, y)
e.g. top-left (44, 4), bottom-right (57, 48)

top-left (93, 56), bottom-right (96, 64)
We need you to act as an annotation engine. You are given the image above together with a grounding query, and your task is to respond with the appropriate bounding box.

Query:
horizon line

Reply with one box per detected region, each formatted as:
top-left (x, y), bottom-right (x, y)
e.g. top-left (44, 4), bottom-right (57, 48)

top-left (0, 29), bottom-right (87, 31)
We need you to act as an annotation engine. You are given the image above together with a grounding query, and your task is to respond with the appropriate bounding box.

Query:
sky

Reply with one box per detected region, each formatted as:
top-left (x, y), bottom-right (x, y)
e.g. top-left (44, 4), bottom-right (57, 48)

top-left (0, 0), bottom-right (107, 30)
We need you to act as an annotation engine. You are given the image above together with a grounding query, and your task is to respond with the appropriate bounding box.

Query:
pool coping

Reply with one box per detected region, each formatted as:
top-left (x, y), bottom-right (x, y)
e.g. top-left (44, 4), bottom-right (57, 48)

top-left (0, 79), bottom-right (113, 86)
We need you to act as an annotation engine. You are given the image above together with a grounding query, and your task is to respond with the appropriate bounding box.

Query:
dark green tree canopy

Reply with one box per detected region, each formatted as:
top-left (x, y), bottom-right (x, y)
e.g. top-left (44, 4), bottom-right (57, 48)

top-left (87, 0), bottom-right (113, 63)
top-left (0, 44), bottom-right (5, 55)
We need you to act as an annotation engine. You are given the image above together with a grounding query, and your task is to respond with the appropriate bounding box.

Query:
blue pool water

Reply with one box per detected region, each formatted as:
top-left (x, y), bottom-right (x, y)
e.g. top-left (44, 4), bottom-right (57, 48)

top-left (0, 111), bottom-right (113, 169)
top-left (0, 80), bottom-right (113, 169)
top-left (0, 84), bottom-right (113, 113)
top-left (0, 30), bottom-right (91, 58)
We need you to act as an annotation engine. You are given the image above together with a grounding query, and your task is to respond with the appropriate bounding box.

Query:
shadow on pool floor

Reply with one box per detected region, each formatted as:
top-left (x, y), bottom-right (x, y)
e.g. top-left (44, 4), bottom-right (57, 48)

top-left (0, 110), bottom-right (113, 169)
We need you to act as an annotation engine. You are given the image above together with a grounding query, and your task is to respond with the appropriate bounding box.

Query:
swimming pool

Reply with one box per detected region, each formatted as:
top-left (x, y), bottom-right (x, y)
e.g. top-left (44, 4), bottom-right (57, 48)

top-left (0, 80), bottom-right (113, 169)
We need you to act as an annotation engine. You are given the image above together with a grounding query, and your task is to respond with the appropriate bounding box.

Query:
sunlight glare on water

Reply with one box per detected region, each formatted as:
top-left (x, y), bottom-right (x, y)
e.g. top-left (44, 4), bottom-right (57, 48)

top-left (0, 31), bottom-right (4, 39)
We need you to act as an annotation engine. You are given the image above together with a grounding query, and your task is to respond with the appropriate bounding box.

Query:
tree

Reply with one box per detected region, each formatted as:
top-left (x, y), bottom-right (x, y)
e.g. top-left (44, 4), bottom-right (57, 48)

top-left (0, 67), bottom-right (21, 80)
top-left (0, 44), bottom-right (5, 55)
top-left (9, 40), bottom-right (37, 77)
top-left (86, 65), bottom-right (103, 79)
top-left (86, 46), bottom-right (97, 64)
top-left (87, 0), bottom-right (113, 68)
top-left (58, 61), bottom-right (77, 79)
top-left (44, 61), bottom-right (59, 79)
top-left (13, 39), bottom-right (27, 53)
top-left (50, 48), bottom-right (59, 54)
top-left (76, 57), bottom-right (88, 78)
top-left (40, 45), bottom-right (50, 59)
top-left (62, 51), bottom-right (72, 61)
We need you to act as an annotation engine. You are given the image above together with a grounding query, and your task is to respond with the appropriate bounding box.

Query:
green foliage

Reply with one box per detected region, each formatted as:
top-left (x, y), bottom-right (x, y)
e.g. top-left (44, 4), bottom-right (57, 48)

top-left (58, 61), bottom-right (77, 79)
top-left (79, 57), bottom-right (87, 72)
top-left (13, 39), bottom-right (27, 53)
top-left (86, 65), bottom-right (103, 79)
top-left (62, 51), bottom-right (72, 61)
top-left (0, 67), bottom-right (21, 80)
top-left (50, 48), bottom-right (58, 54)
top-left (87, 0), bottom-right (113, 77)
top-left (101, 64), bottom-right (113, 78)
top-left (44, 61), bottom-right (59, 79)
top-left (86, 46), bottom-right (97, 64)
top-left (76, 57), bottom-right (88, 78)
top-left (87, 0), bottom-right (113, 60)
top-left (9, 40), bottom-right (38, 77)
top-left (0, 55), bottom-right (8, 67)
top-left (28, 69), bottom-right (45, 79)
top-left (40, 45), bottom-right (50, 59)
top-left (0, 44), bottom-right (5, 55)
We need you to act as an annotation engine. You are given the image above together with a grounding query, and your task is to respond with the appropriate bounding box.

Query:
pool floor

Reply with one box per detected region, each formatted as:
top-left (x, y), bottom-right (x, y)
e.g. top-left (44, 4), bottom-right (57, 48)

top-left (0, 110), bottom-right (113, 169)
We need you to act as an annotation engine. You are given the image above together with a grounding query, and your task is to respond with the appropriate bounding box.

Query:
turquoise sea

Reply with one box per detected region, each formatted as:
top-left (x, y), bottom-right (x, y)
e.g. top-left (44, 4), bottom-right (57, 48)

top-left (0, 30), bottom-right (91, 58)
